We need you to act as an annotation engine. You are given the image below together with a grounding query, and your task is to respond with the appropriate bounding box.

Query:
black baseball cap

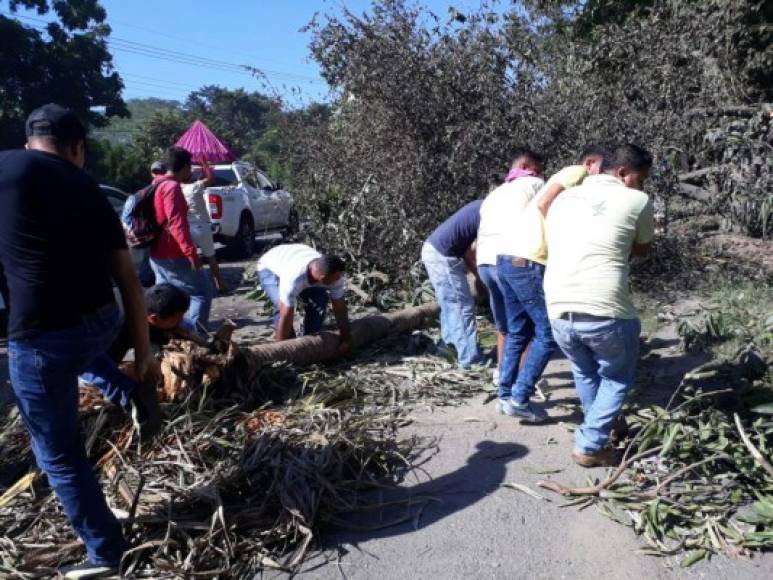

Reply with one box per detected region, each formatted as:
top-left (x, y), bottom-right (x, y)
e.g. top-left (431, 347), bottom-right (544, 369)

top-left (25, 103), bottom-right (87, 143)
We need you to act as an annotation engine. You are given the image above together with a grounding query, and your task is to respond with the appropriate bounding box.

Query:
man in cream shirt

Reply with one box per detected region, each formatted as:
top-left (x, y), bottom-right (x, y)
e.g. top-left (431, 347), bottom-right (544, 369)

top-left (493, 144), bottom-right (609, 423)
top-left (476, 148), bottom-right (545, 380)
top-left (544, 144), bottom-right (655, 466)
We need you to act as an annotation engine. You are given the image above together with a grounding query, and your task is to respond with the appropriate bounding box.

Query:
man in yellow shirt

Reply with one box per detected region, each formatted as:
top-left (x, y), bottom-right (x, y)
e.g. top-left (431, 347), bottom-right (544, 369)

top-left (494, 145), bottom-right (610, 423)
top-left (544, 144), bottom-right (655, 466)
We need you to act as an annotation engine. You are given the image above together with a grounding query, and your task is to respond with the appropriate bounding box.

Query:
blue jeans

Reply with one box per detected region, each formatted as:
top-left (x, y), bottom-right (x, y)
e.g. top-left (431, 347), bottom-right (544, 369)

top-left (478, 265), bottom-right (506, 333)
top-left (550, 316), bottom-right (641, 454)
top-left (130, 248), bottom-right (155, 288)
top-left (8, 305), bottom-right (128, 566)
top-left (150, 257), bottom-right (214, 332)
top-left (496, 256), bottom-right (557, 402)
top-left (258, 269), bottom-right (329, 335)
top-left (80, 355), bottom-right (138, 410)
top-left (421, 241), bottom-right (482, 368)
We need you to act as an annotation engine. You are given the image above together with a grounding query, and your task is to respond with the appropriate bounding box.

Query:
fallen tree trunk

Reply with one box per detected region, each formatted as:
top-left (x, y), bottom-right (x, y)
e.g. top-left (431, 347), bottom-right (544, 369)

top-left (249, 303), bottom-right (440, 366)
top-left (678, 165), bottom-right (726, 183)
top-left (677, 182), bottom-right (714, 202)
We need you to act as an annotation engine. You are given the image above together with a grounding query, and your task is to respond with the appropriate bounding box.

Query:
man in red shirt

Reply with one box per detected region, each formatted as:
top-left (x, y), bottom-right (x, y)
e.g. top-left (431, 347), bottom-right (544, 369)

top-left (149, 146), bottom-right (214, 332)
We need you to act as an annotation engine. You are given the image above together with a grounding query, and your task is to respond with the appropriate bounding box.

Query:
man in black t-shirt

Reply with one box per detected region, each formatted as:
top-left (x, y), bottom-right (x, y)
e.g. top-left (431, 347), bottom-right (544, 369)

top-left (0, 104), bottom-right (160, 577)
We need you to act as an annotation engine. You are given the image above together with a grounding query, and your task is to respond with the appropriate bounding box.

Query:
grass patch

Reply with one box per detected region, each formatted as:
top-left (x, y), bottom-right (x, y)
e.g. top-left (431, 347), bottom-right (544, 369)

top-left (677, 280), bottom-right (773, 359)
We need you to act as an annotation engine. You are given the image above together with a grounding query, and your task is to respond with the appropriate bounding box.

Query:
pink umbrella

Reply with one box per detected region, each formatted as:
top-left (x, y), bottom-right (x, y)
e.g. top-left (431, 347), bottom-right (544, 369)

top-left (175, 120), bottom-right (236, 164)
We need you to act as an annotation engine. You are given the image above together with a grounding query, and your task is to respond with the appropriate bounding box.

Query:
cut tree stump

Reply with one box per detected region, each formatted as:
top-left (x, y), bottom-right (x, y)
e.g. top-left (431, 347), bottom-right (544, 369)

top-left (248, 303), bottom-right (440, 366)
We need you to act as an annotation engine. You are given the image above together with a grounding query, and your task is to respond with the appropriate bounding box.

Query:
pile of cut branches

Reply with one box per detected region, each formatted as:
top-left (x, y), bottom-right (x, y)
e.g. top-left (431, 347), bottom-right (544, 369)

top-left (0, 328), bottom-right (491, 577)
top-left (539, 359), bottom-right (773, 568)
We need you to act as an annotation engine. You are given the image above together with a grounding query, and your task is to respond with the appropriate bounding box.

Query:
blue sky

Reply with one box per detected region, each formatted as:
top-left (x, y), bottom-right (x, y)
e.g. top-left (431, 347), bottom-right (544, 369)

top-left (5, 0), bottom-right (495, 107)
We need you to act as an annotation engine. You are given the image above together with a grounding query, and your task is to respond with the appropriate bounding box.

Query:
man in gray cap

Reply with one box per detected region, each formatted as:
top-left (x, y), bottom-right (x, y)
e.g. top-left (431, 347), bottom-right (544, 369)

top-left (120, 160), bottom-right (169, 287)
top-left (0, 103), bottom-right (160, 577)
top-left (150, 159), bottom-right (166, 176)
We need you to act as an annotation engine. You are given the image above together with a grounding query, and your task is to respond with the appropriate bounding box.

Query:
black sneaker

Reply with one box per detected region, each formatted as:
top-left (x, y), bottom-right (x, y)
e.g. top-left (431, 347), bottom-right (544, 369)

top-left (59, 562), bottom-right (119, 579)
top-left (129, 380), bottom-right (163, 441)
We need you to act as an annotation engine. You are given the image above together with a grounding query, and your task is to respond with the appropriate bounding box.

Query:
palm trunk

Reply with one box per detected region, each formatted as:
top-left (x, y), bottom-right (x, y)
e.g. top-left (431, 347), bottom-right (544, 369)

top-left (248, 303), bottom-right (440, 366)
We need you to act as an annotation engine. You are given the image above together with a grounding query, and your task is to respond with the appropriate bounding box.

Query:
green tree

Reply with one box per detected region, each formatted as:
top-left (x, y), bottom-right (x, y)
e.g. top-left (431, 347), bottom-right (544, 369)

top-left (288, 0), bottom-right (773, 276)
top-left (0, 0), bottom-right (127, 148)
top-left (88, 109), bottom-right (188, 192)
top-left (184, 86), bottom-right (283, 159)
top-left (87, 138), bottom-right (150, 192)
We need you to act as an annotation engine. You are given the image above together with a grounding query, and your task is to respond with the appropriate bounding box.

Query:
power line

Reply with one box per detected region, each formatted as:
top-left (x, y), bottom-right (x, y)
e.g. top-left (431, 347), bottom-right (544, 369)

top-left (123, 79), bottom-right (191, 92)
top-left (109, 40), bottom-right (323, 84)
top-left (109, 17), bottom-right (311, 71)
top-left (109, 36), bottom-right (316, 80)
top-left (3, 11), bottom-right (325, 85)
top-left (120, 85), bottom-right (190, 100)
top-left (121, 73), bottom-right (202, 90)
top-left (109, 38), bottom-right (248, 73)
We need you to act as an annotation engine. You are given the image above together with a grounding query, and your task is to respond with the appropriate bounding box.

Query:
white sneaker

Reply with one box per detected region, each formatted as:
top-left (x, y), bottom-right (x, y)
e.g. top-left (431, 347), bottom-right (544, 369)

top-left (492, 368), bottom-right (500, 386)
top-left (60, 563), bottom-right (119, 579)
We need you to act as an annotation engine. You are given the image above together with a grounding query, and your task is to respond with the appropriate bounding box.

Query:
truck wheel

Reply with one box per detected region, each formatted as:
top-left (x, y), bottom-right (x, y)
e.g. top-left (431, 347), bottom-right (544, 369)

top-left (283, 208), bottom-right (300, 239)
top-left (229, 213), bottom-right (255, 259)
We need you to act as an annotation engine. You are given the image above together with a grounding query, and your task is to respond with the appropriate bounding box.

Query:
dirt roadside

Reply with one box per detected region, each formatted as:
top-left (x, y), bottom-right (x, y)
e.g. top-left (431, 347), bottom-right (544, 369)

top-left (246, 316), bottom-right (772, 580)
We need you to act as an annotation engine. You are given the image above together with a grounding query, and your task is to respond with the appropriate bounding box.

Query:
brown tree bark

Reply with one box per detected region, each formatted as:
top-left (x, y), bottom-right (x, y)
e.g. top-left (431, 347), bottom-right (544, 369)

top-left (248, 303), bottom-right (440, 366)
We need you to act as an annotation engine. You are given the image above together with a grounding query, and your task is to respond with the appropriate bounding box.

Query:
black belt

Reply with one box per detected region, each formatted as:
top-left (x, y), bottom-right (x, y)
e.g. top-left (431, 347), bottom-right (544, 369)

top-left (558, 312), bottom-right (612, 322)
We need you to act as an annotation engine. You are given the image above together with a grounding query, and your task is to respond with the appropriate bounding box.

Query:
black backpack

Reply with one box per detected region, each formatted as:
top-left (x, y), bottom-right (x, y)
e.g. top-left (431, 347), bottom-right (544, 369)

top-left (123, 179), bottom-right (170, 249)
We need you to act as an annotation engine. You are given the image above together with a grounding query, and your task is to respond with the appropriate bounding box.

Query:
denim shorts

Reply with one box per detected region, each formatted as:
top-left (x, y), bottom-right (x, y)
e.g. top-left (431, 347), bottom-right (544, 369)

top-left (478, 264), bottom-right (507, 332)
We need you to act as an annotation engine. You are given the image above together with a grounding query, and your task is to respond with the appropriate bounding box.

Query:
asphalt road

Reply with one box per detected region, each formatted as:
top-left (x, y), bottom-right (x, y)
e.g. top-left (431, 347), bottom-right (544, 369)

top-left (247, 325), bottom-right (773, 580)
top-left (254, 364), bottom-right (773, 580)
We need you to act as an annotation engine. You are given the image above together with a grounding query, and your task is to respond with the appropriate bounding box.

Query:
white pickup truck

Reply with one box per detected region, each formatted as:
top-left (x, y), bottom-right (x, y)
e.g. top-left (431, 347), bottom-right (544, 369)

top-left (203, 162), bottom-right (297, 258)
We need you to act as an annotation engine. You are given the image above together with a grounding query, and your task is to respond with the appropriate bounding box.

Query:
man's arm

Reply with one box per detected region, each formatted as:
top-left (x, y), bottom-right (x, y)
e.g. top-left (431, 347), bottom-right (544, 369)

top-left (200, 159), bottom-right (215, 187)
top-left (275, 302), bottom-right (296, 341)
top-left (463, 243), bottom-right (478, 277)
top-left (463, 243), bottom-right (486, 298)
top-left (161, 183), bottom-right (200, 270)
top-left (170, 325), bottom-right (211, 347)
top-left (631, 199), bottom-right (656, 258)
top-left (537, 166), bottom-right (587, 216)
top-left (331, 297), bottom-right (352, 354)
top-left (536, 182), bottom-right (566, 217)
top-left (111, 249), bottom-right (161, 384)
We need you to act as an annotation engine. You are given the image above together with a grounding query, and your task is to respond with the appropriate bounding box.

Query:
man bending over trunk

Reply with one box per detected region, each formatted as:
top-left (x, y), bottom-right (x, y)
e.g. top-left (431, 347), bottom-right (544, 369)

top-left (422, 200), bottom-right (486, 369)
top-left (257, 243), bottom-right (352, 354)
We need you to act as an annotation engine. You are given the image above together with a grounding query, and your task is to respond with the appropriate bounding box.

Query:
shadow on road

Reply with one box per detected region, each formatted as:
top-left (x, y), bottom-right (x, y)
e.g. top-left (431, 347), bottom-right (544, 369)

top-left (636, 338), bottom-right (712, 407)
top-left (326, 440), bottom-right (528, 546)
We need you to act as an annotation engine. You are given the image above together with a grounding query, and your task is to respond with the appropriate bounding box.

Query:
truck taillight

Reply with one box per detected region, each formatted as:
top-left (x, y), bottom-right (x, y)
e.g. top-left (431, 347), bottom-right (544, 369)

top-left (208, 193), bottom-right (223, 219)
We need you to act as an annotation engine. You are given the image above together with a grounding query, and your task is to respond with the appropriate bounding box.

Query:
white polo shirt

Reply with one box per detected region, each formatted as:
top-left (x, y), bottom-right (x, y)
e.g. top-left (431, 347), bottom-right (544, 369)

top-left (543, 174), bottom-right (655, 320)
top-left (181, 179), bottom-right (210, 224)
top-left (476, 176), bottom-right (544, 266)
top-left (257, 243), bottom-right (346, 307)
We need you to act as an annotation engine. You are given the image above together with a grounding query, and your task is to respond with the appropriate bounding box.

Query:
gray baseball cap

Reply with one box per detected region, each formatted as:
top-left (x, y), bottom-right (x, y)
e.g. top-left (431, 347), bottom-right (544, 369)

top-left (150, 160), bottom-right (166, 174)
